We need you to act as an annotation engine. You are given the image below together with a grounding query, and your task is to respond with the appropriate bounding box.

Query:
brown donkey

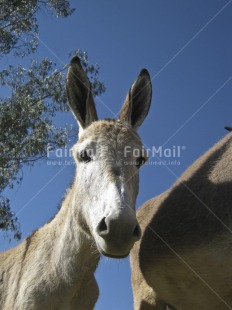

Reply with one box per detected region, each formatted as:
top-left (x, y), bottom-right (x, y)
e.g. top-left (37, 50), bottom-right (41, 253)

top-left (0, 57), bottom-right (152, 310)
top-left (131, 131), bottom-right (232, 310)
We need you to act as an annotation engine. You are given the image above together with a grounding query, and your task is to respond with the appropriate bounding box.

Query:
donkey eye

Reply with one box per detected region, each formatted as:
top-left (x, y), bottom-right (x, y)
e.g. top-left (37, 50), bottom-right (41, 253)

top-left (136, 156), bottom-right (146, 168)
top-left (79, 150), bottom-right (92, 163)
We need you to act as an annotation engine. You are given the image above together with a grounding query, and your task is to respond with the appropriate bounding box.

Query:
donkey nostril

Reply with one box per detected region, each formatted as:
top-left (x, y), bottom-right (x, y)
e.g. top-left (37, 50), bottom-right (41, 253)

top-left (97, 217), bottom-right (108, 236)
top-left (133, 224), bottom-right (141, 240)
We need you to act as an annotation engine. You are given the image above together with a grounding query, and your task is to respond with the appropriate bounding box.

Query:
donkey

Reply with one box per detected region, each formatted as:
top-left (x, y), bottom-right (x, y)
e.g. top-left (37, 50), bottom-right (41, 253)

top-left (0, 56), bottom-right (152, 310)
top-left (225, 126), bottom-right (232, 132)
top-left (130, 130), bottom-right (232, 310)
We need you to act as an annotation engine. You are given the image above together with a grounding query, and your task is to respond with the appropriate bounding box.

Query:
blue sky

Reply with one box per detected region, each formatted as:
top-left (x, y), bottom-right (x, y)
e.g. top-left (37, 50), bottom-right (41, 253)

top-left (1, 1), bottom-right (232, 309)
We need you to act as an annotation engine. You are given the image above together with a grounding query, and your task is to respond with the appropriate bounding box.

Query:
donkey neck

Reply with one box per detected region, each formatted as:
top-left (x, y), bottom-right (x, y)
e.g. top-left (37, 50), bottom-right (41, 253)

top-left (43, 185), bottom-right (100, 288)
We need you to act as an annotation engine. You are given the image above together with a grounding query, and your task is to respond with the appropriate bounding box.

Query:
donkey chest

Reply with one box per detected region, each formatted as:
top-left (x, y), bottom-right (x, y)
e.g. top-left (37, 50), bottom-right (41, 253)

top-left (144, 241), bottom-right (232, 310)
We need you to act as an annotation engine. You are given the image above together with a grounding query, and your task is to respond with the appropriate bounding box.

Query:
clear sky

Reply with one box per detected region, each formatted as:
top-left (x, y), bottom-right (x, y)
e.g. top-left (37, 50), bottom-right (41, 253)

top-left (1, 1), bottom-right (232, 309)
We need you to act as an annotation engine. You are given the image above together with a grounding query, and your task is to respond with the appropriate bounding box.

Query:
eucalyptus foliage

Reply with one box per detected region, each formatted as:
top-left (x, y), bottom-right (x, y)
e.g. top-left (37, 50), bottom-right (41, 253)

top-left (0, 1), bottom-right (106, 240)
top-left (0, 0), bottom-right (74, 57)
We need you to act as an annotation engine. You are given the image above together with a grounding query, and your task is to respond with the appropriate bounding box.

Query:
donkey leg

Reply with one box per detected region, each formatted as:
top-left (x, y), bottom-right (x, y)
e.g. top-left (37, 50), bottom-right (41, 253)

top-left (139, 299), bottom-right (168, 310)
top-left (132, 272), bottom-right (167, 310)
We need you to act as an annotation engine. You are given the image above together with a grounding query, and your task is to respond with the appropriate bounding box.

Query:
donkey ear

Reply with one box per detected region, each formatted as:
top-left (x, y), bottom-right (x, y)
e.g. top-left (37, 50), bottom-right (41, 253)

top-left (225, 126), bottom-right (232, 132)
top-left (119, 69), bottom-right (152, 130)
top-left (66, 56), bottom-right (98, 130)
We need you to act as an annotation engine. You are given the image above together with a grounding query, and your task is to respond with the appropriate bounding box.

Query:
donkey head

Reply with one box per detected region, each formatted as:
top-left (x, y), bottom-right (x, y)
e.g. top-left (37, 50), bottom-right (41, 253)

top-left (66, 57), bottom-right (152, 258)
